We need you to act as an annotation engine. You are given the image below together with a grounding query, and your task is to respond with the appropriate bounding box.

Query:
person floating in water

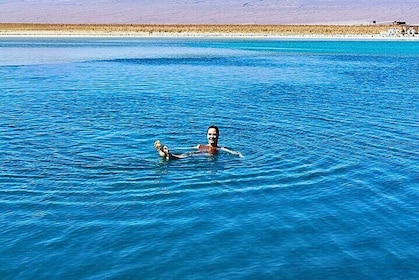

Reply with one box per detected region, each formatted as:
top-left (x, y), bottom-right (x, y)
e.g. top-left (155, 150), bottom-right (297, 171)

top-left (154, 125), bottom-right (242, 160)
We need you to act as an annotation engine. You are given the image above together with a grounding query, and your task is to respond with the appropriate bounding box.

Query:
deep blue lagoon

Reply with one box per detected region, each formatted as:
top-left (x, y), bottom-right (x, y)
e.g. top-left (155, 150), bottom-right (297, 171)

top-left (1, 38), bottom-right (418, 279)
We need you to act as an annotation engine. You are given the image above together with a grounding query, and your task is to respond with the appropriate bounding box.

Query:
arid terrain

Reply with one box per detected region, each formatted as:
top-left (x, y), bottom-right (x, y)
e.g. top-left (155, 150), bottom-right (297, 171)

top-left (0, 23), bottom-right (393, 37)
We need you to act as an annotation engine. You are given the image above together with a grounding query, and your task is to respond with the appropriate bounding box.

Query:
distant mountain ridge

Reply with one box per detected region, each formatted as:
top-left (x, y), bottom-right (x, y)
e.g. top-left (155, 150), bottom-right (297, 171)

top-left (1, 0), bottom-right (418, 24)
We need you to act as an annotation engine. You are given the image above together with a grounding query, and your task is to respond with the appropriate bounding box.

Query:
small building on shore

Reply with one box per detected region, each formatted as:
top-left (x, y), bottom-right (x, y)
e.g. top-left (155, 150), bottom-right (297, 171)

top-left (381, 22), bottom-right (419, 37)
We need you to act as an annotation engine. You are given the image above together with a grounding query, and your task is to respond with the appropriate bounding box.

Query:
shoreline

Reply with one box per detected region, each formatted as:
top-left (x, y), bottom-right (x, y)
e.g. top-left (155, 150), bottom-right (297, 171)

top-left (1, 23), bottom-right (418, 40)
top-left (1, 33), bottom-right (418, 41)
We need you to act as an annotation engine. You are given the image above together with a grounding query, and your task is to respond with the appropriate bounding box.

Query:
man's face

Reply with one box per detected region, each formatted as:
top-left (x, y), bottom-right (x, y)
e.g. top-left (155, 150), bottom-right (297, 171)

top-left (207, 128), bottom-right (219, 146)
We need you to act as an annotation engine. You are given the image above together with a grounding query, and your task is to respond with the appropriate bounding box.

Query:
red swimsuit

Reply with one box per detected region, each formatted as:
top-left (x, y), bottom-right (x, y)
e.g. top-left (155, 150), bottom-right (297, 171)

top-left (197, 144), bottom-right (219, 155)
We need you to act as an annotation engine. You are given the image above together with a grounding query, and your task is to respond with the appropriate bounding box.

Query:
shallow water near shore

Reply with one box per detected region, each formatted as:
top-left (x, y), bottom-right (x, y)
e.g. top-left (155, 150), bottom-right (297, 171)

top-left (1, 38), bottom-right (418, 279)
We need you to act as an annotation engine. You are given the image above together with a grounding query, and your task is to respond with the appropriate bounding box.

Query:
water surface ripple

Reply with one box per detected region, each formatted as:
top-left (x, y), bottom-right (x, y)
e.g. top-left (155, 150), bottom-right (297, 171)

top-left (1, 38), bottom-right (418, 279)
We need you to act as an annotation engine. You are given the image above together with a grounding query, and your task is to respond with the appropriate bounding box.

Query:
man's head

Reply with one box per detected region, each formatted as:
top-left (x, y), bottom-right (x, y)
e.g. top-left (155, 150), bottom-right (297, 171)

top-left (207, 125), bottom-right (219, 147)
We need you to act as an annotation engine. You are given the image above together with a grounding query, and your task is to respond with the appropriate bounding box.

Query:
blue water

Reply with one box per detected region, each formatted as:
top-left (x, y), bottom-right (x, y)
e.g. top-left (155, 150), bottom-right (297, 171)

top-left (1, 38), bottom-right (418, 279)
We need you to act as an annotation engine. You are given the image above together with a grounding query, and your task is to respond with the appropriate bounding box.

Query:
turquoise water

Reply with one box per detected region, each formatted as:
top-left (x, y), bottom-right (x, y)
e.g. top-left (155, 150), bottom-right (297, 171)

top-left (1, 38), bottom-right (418, 279)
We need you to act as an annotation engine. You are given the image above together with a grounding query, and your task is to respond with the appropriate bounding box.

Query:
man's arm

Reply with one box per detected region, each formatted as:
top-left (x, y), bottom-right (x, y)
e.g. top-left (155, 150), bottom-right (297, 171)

top-left (220, 147), bottom-right (243, 157)
top-left (154, 140), bottom-right (189, 160)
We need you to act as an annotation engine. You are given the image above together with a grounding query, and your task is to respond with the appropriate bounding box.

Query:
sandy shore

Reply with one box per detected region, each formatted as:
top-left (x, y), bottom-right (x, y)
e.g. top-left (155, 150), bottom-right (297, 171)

top-left (0, 23), bottom-right (417, 39)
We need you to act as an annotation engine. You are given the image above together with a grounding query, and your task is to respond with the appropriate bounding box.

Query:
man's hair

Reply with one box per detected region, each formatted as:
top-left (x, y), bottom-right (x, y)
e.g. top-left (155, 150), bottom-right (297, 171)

top-left (207, 125), bottom-right (219, 136)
